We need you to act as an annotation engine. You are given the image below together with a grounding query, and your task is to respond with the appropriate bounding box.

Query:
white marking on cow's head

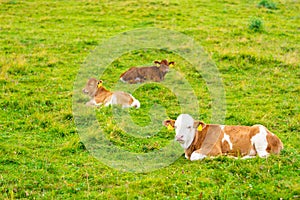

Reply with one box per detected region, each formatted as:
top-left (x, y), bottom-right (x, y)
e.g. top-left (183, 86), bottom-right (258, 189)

top-left (163, 114), bottom-right (206, 149)
top-left (174, 114), bottom-right (198, 149)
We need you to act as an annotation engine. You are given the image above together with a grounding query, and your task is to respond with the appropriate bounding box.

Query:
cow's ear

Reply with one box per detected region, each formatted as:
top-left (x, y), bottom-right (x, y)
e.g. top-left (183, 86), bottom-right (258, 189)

top-left (168, 61), bottom-right (175, 67)
top-left (97, 80), bottom-right (103, 88)
top-left (154, 60), bottom-right (161, 65)
top-left (194, 121), bottom-right (206, 131)
top-left (163, 119), bottom-right (175, 130)
top-left (163, 119), bottom-right (175, 127)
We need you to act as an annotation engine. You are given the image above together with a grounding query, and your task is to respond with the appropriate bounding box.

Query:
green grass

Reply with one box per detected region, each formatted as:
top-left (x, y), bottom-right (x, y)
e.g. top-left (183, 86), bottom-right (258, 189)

top-left (1, 0), bottom-right (299, 199)
top-left (249, 17), bottom-right (264, 32)
top-left (258, 0), bottom-right (278, 10)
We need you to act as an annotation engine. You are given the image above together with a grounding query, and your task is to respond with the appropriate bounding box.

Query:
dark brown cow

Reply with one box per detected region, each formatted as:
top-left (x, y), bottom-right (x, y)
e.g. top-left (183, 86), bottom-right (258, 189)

top-left (119, 60), bottom-right (174, 84)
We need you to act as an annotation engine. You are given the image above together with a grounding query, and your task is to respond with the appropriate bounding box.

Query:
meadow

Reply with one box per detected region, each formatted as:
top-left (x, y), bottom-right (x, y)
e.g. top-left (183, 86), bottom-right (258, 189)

top-left (0, 0), bottom-right (299, 199)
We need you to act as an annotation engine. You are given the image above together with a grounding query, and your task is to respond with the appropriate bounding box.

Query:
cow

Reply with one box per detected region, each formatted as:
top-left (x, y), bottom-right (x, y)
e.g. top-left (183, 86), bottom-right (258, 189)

top-left (82, 78), bottom-right (140, 108)
top-left (163, 114), bottom-right (283, 161)
top-left (119, 59), bottom-right (175, 84)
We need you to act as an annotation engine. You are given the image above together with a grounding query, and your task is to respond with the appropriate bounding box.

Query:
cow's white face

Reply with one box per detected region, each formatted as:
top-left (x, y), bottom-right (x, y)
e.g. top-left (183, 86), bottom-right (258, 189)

top-left (174, 114), bottom-right (196, 149)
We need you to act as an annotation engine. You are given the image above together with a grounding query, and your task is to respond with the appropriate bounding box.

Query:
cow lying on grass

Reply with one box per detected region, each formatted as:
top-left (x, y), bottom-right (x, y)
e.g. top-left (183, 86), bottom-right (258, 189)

top-left (163, 114), bottom-right (283, 161)
top-left (119, 59), bottom-right (175, 84)
top-left (82, 78), bottom-right (140, 108)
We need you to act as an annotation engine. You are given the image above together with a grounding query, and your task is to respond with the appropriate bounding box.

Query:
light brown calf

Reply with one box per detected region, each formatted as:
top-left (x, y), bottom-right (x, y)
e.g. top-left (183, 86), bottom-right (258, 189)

top-left (163, 114), bottom-right (283, 161)
top-left (119, 59), bottom-right (174, 84)
top-left (82, 78), bottom-right (140, 108)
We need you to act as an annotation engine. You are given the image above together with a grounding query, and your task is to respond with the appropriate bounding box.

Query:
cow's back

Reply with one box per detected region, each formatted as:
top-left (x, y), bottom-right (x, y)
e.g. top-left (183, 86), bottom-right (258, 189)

top-left (113, 91), bottom-right (134, 106)
top-left (120, 67), bottom-right (139, 81)
top-left (120, 66), bottom-right (163, 83)
top-left (221, 125), bottom-right (283, 157)
top-left (139, 66), bottom-right (161, 80)
top-left (221, 125), bottom-right (259, 156)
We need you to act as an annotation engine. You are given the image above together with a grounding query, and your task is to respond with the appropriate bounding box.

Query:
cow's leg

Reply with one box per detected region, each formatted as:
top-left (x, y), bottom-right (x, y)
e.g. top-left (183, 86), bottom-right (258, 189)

top-left (184, 153), bottom-right (189, 159)
top-left (86, 100), bottom-right (96, 106)
top-left (190, 142), bottom-right (223, 161)
top-left (242, 155), bottom-right (256, 159)
top-left (134, 77), bottom-right (143, 83)
top-left (152, 77), bottom-right (161, 82)
top-left (190, 151), bottom-right (206, 161)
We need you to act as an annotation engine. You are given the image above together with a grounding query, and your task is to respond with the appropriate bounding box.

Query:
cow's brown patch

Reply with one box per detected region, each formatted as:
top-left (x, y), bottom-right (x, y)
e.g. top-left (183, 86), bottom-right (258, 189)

top-left (94, 87), bottom-right (113, 104)
top-left (222, 140), bottom-right (231, 154)
top-left (266, 130), bottom-right (283, 154)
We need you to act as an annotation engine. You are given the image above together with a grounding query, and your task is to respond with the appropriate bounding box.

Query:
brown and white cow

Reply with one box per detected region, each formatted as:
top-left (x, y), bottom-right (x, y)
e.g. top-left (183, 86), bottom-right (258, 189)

top-left (82, 78), bottom-right (140, 108)
top-left (163, 114), bottom-right (283, 161)
top-left (119, 59), bottom-right (175, 84)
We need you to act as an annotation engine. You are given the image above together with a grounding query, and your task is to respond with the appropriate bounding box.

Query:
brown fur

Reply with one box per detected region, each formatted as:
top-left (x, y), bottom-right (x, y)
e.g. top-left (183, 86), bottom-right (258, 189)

top-left (163, 120), bottom-right (283, 160)
top-left (266, 129), bottom-right (283, 154)
top-left (93, 86), bottom-right (113, 105)
top-left (120, 60), bottom-right (175, 84)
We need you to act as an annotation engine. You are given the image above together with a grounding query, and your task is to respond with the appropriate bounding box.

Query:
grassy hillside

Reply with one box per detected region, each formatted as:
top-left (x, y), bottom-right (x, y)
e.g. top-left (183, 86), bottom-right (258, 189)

top-left (0, 0), bottom-right (299, 199)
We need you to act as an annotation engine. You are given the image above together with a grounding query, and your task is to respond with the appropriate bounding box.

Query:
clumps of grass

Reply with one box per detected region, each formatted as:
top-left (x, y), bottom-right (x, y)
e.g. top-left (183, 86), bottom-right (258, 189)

top-left (248, 17), bottom-right (264, 32)
top-left (258, 0), bottom-right (278, 10)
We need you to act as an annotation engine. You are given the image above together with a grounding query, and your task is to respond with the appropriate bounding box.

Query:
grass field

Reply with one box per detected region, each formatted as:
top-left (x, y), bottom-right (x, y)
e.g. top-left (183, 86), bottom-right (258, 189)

top-left (1, 0), bottom-right (299, 199)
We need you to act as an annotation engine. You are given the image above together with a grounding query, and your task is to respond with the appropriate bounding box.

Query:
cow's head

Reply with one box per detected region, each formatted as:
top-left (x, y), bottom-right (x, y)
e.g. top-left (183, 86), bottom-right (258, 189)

top-left (82, 78), bottom-right (102, 97)
top-left (154, 60), bottom-right (175, 73)
top-left (163, 114), bottom-right (206, 149)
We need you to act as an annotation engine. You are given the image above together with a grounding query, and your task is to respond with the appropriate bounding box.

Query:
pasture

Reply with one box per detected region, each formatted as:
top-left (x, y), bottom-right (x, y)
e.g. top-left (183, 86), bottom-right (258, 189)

top-left (0, 0), bottom-right (299, 199)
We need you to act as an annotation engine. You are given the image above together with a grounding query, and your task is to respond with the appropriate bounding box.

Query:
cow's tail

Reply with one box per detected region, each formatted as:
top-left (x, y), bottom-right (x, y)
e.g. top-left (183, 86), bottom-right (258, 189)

top-left (119, 71), bottom-right (128, 83)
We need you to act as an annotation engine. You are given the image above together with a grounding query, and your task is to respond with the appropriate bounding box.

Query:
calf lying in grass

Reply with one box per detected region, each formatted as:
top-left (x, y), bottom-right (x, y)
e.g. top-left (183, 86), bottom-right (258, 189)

top-left (119, 59), bottom-right (175, 84)
top-left (163, 114), bottom-right (283, 161)
top-left (82, 78), bottom-right (140, 108)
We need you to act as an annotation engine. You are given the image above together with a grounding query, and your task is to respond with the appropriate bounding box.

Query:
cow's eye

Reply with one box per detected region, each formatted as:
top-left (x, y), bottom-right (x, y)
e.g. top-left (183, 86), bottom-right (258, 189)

top-left (187, 126), bottom-right (192, 129)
